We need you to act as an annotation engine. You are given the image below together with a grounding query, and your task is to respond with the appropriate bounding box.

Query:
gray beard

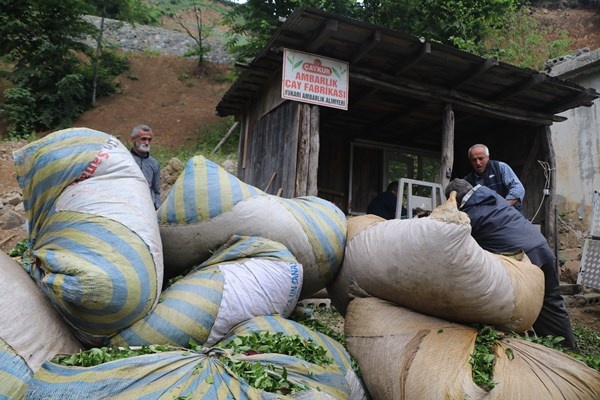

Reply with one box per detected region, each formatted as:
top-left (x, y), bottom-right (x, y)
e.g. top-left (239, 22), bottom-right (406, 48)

top-left (136, 143), bottom-right (150, 153)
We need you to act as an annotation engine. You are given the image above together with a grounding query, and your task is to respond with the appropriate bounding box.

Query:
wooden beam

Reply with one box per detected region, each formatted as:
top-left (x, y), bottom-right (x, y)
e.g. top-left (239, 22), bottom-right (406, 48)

top-left (350, 70), bottom-right (565, 125)
top-left (493, 73), bottom-right (547, 101)
top-left (450, 57), bottom-right (498, 89)
top-left (352, 30), bottom-right (381, 63)
top-left (395, 42), bottom-right (431, 76)
top-left (548, 87), bottom-right (599, 113)
top-left (306, 19), bottom-right (337, 52)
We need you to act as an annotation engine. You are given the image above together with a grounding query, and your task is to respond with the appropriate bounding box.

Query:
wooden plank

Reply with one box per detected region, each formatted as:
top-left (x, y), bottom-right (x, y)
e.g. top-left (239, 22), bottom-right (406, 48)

top-left (450, 57), bottom-right (498, 90)
top-left (307, 19), bottom-right (338, 52)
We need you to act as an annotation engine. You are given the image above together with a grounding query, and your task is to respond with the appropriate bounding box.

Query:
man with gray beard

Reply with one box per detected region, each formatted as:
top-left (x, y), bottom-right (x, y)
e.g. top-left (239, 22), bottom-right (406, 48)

top-left (130, 124), bottom-right (161, 209)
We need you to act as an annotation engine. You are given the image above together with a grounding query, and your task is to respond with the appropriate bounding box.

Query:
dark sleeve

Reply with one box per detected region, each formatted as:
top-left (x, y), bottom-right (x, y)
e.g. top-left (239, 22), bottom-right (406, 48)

top-left (151, 160), bottom-right (161, 209)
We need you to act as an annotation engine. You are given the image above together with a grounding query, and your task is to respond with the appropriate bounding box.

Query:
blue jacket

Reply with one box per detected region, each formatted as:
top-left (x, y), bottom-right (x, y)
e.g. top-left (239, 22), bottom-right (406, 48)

top-left (464, 159), bottom-right (525, 208)
top-left (130, 149), bottom-right (161, 209)
top-left (460, 185), bottom-right (553, 267)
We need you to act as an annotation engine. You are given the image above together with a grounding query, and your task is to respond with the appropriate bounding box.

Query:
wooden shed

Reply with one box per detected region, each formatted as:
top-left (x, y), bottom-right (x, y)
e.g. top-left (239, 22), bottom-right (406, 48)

top-left (216, 7), bottom-right (599, 245)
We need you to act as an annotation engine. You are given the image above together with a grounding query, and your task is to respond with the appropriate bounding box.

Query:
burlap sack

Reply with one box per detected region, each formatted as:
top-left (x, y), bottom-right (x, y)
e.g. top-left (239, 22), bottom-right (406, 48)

top-left (345, 297), bottom-right (600, 400)
top-left (329, 194), bottom-right (544, 332)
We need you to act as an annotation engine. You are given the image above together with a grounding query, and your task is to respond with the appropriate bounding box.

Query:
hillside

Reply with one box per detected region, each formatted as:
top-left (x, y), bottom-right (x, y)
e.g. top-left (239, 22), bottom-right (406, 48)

top-left (73, 54), bottom-right (233, 150)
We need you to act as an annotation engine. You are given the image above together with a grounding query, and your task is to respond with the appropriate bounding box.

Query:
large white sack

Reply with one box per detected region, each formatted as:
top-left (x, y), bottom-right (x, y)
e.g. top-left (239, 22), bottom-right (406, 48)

top-left (109, 235), bottom-right (303, 348)
top-left (158, 155), bottom-right (346, 297)
top-left (345, 297), bottom-right (600, 400)
top-left (0, 251), bottom-right (82, 375)
top-left (329, 194), bottom-right (544, 332)
top-left (13, 128), bottom-right (163, 346)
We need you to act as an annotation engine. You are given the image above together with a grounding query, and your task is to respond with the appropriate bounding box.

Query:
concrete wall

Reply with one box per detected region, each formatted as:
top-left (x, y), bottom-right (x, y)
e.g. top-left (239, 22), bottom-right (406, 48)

top-left (548, 49), bottom-right (600, 228)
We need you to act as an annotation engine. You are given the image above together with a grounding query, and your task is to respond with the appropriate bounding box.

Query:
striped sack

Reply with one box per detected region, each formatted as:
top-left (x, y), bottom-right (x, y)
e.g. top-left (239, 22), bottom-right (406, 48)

top-left (223, 315), bottom-right (369, 400)
top-left (159, 155), bottom-right (346, 297)
top-left (13, 128), bottom-right (163, 346)
top-left (109, 235), bottom-right (303, 348)
top-left (26, 345), bottom-right (350, 399)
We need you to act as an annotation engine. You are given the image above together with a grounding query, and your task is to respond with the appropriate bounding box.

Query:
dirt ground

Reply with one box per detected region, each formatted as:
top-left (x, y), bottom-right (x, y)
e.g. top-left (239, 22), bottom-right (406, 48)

top-left (0, 6), bottom-right (599, 334)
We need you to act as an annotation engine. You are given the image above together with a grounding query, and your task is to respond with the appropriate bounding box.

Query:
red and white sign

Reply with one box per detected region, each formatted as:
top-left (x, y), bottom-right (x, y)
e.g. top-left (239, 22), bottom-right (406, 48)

top-left (282, 48), bottom-right (349, 110)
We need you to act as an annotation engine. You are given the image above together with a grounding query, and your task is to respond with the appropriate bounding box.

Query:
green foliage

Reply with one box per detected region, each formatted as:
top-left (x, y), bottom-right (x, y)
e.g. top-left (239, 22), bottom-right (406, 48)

top-left (152, 117), bottom-right (239, 167)
top-left (362, 0), bottom-right (520, 53)
top-left (211, 331), bottom-right (333, 395)
top-left (221, 0), bottom-right (571, 70)
top-left (81, 51), bottom-right (130, 98)
top-left (8, 239), bottom-right (29, 258)
top-left (509, 325), bottom-right (600, 372)
top-left (223, 0), bottom-right (361, 63)
top-left (291, 305), bottom-right (346, 346)
top-left (0, 0), bottom-right (126, 137)
top-left (51, 345), bottom-right (174, 366)
top-left (86, 0), bottom-right (161, 25)
top-left (483, 7), bottom-right (572, 69)
top-left (1, 87), bottom-right (38, 138)
top-left (470, 325), bottom-right (501, 391)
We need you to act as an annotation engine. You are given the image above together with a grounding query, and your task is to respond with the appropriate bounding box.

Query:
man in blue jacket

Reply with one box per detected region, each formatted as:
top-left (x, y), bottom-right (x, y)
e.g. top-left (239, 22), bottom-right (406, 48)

top-left (130, 124), bottom-right (161, 209)
top-left (445, 178), bottom-right (578, 351)
top-left (465, 144), bottom-right (525, 212)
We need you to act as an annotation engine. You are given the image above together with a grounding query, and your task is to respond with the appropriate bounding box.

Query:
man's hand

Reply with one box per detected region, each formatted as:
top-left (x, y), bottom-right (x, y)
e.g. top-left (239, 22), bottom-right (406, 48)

top-left (507, 199), bottom-right (518, 206)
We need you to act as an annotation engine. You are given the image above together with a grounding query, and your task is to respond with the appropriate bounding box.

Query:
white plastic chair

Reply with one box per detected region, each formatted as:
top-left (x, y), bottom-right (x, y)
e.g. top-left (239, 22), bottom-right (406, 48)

top-left (396, 178), bottom-right (445, 219)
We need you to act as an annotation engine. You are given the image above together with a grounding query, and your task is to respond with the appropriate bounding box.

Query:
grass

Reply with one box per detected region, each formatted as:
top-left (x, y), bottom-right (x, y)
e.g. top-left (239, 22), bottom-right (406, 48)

top-left (152, 116), bottom-right (238, 167)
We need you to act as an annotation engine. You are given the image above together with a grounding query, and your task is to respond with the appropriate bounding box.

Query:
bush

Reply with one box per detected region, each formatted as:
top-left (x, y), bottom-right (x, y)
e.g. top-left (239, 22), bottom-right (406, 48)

top-left (1, 87), bottom-right (38, 138)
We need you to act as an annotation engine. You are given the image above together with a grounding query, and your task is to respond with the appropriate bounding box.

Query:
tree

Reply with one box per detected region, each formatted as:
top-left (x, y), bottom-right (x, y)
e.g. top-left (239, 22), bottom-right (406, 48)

top-left (174, 1), bottom-right (212, 74)
top-left (361, 0), bottom-right (520, 54)
top-left (0, 0), bottom-right (95, 136)
top-left (85, 0), bottom-right (158, 105)
top-left (223, 0), bottom-right (361, 63)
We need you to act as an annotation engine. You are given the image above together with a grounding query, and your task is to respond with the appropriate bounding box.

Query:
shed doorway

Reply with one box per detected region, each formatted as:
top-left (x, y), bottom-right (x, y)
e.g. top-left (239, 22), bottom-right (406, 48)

top-left (348, 141), bottom-right (441, 215)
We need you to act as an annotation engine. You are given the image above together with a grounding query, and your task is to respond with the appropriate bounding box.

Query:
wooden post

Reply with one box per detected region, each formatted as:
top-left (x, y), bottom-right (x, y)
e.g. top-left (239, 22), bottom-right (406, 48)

top-left (543, 125), bottom-right (557, 262)
top-left (296, 104), bottom-right (310, 197)
top-left (307, 105), bottom-right (320, 196)
top-left (439, 103), bottom-right (455, 189)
